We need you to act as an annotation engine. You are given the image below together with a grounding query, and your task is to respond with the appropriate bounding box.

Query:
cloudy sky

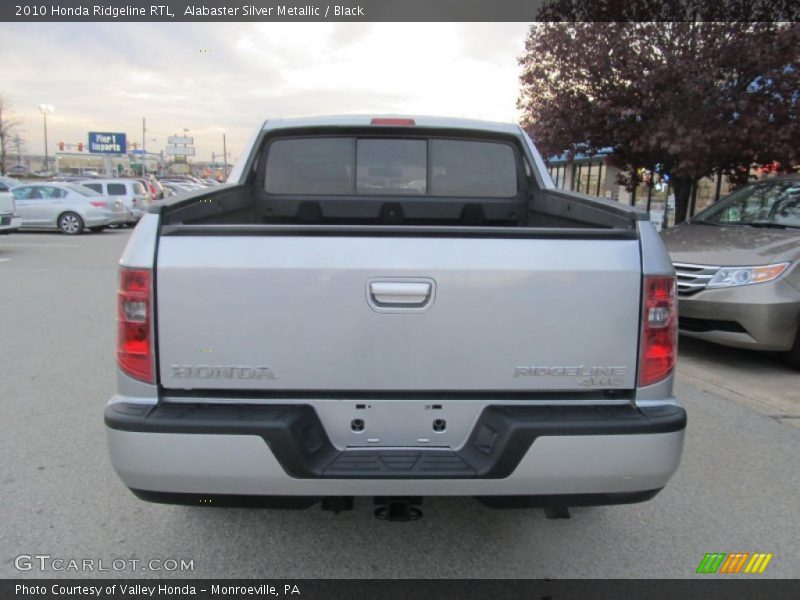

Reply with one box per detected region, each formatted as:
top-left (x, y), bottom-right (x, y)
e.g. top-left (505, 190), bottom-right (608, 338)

top-left (1, 22), bottom-right (530, 163)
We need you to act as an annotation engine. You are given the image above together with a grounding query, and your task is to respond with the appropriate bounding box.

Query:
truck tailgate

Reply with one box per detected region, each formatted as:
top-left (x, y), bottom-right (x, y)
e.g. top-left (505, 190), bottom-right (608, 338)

top-left (156, 234), bottom-right (641, 391)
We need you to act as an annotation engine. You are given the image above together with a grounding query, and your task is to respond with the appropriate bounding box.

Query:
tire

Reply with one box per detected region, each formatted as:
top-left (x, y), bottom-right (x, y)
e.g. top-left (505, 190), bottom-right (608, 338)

top-left (780, 326), bottom-right (800, 371)
top-left (89, 226), bottom-right (106, 232)
top-left (58, 212), bottom-right (84, 235)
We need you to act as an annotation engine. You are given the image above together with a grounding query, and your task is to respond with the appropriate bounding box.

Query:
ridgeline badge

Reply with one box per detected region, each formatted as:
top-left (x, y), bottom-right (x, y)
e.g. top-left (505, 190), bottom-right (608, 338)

top-left (514, 365), bottom-right (627, 387)
top-left (171, 365), bottom-right (276, 380)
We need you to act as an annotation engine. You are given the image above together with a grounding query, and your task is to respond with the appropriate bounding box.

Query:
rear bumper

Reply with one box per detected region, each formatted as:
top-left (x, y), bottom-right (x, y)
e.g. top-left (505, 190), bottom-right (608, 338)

top-left (677, 280), bottom-right (800, 351)
top-left (0, 215), bottom-right (22, 232)
top-left (105, 402), bottom-right (686, 500)
top-left (84, 215), bottom-right (113, 228)
top-left (104, 210), bottom-right (129, 225)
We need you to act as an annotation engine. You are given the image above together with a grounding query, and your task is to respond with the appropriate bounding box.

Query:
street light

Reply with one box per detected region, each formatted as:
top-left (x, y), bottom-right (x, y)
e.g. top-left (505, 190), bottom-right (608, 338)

top-left (38, 104), bottom-right (54, 174)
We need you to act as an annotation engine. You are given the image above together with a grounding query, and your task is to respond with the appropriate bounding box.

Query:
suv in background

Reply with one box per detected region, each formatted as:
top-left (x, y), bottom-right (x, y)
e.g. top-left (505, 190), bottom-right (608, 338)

top-left (80, 179), bottom-right (150, 225)
top-left (662, 176), bottom-right (800, 369)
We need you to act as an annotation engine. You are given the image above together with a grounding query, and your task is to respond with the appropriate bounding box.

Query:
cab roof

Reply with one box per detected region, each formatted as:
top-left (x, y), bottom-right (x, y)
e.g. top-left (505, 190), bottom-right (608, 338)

top-left (261, 115), bottom-right (524, 136)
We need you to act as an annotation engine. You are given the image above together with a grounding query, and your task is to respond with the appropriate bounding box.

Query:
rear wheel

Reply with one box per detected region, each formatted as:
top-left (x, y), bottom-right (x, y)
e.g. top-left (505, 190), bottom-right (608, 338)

top-left (780, 326), bottom-right (800, 371)
top-left (58, 212), bottom-right (84, 235)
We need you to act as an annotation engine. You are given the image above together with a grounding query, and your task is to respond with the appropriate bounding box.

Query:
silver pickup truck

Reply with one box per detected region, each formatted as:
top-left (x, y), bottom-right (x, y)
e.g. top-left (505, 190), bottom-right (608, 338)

top-left (105, 116), bottom-right (685, 519)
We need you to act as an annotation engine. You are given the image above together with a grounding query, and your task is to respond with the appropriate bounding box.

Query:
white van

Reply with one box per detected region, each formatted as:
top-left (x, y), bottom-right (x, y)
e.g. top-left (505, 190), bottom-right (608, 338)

top-left (80, 179), bottom-right (150, 225)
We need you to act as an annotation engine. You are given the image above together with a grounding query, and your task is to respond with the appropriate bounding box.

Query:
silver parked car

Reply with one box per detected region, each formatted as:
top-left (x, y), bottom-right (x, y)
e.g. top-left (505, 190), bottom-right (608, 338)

top-left (160, 181), bottom-right (200, 196)
top-left (11, 183), bottom-right (128, 234)
top-left (661, 176), bottom-right (800, 369)
top-left (80, 179), bottom-right (150, 225)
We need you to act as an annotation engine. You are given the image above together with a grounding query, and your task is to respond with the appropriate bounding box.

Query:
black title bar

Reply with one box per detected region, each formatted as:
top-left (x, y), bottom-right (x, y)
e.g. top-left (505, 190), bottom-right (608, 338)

top-left (2, 0), bottom-right (798, 22)
top-left (5, 580), bottom-right (800, 600)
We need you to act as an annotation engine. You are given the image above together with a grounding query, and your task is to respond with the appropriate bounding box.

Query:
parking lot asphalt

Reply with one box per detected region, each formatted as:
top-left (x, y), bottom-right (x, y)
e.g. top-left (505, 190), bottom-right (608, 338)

top-left (1, 230), bottom-right (799, 579)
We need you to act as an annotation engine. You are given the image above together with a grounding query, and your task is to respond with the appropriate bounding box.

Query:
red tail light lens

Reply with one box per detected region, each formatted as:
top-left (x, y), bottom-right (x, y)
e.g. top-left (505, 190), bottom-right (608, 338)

top-left (117, 268), bottom-right (153, 383)
top-left (639, 275), bottom-right (676, 387)
top-left (90, 201), bottom-right (108, 208)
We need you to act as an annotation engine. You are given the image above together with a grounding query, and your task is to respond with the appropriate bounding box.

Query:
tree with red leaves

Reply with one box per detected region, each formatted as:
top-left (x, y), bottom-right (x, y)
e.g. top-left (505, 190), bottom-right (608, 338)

top-left (518, 13), bottom-right (800, 223)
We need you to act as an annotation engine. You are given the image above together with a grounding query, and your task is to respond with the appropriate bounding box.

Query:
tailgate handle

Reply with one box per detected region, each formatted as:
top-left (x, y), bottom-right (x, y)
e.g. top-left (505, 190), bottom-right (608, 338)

top-left (369, 281), bottom-right (432, 307)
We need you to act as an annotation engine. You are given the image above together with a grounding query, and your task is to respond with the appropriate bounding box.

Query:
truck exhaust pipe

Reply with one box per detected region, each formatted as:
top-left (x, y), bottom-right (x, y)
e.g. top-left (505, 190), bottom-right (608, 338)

top-left (373, 496), bottom-right (423, 521)
top-left (321, 496), bottom-right (354, 514)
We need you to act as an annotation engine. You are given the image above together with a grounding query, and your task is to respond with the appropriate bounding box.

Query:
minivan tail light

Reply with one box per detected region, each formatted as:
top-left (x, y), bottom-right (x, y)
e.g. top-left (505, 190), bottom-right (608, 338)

top-left (117, 268), bottom-right (153, 383)
top-left (638, 275), bottom-right (676, 387)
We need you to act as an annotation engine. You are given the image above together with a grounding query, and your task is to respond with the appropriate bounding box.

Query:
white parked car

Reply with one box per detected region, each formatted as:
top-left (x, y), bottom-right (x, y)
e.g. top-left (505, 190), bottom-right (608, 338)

top-left (0, 178), bottom-right (23, 234)
top-left (11, 183), bottom-right (128, 234)
top-left (80, 179), bottom-right (150, 225)
top-left (160, 181), bottom-right (201, 196)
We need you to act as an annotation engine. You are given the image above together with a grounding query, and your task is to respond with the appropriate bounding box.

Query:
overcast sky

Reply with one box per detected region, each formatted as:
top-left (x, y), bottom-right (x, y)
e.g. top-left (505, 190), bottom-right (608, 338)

top-left (1, 23), bottom-right (530, 163)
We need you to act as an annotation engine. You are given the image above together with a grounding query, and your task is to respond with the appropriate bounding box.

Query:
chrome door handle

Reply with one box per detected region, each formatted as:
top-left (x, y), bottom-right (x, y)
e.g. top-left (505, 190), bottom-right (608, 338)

top-left (369, 281), bottom-right (432, 306)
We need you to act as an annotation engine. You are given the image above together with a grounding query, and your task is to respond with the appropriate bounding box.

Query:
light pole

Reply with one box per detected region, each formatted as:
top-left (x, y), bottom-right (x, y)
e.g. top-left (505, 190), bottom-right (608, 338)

top-left (38, 104), bottom-right (54, 174)
top-left (182, 128), bottom-right (190, 174)
top-left (222, 133), bottom-right (228, 180)
top-left (211, 148), bottom-right (230, 180)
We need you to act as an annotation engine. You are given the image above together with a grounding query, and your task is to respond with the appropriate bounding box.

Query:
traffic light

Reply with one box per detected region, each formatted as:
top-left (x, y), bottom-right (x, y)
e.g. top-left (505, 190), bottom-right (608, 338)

top-left (78, 142), bottom-right (84, 152)
top-left (58, 141), bottom-right (64, 151)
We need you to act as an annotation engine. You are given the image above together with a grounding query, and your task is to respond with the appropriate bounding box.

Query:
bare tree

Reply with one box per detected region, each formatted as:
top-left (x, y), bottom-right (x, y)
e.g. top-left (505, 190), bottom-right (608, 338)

top-left (13, 134), bottom-right (27, 170)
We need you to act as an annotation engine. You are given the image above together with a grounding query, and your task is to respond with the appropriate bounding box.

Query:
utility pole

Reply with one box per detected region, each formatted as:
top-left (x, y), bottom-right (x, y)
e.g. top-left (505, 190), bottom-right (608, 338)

top-left (223, 133), bottom-right (228, 180)
top-left (38, 104), bottom-right (54, 174)
top-left (14, 134), bottom-right (23, 166)
top-left (0, 103), bottom-right (5, 176)
top-left (212, 147), bottom-right (230, 181)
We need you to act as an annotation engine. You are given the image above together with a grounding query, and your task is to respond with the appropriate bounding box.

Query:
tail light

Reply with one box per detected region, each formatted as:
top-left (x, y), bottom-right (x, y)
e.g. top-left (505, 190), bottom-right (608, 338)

top-left (117, 268), bottom-right (153, 383)
top-left (90, 201), bottom-right (108, 208)
top-left (638, 275), bottom-right (676, 387)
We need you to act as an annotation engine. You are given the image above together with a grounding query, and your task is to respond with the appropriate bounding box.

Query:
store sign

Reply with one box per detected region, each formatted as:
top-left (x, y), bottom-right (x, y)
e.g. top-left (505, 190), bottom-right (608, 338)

top-left (88, 132), bottom-right (127, 154)
top-left (167, 136), bottom-right (193, 145)
top-left (166, 145), bottom-right (196, 156)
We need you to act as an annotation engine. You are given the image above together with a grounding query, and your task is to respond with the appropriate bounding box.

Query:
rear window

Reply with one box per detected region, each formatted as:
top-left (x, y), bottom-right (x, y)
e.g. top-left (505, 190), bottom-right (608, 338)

top-left (133, 182), bottom-right (147, 195)
top-left (69, 185), bottom-right (101, 196)
top-left (357, 139), bottom-right (427, 194)
top-left (264, 137), bottom-right (518, 198)
top-left (266, 138), bottom-right (354, 195)
top-left (107, 183), bottom-right (127, 196)
top-left (430, 140), bottom-right (517, 197)
top-left (82, 183), bottom-right (102, 194)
